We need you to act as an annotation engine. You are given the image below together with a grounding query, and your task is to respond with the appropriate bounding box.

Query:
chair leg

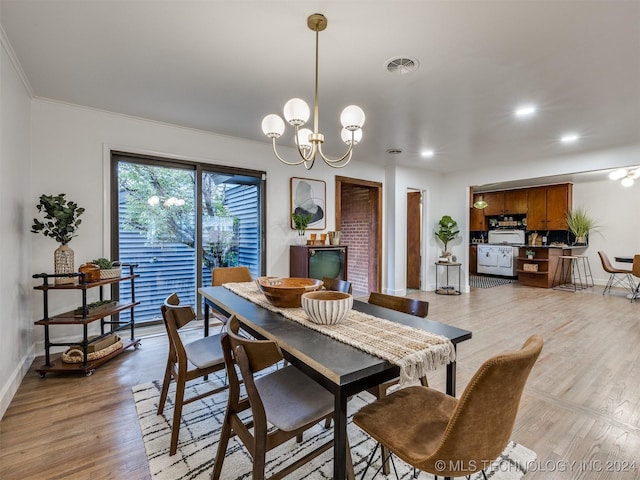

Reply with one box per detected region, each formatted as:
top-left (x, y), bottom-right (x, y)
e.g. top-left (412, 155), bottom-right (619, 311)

top-left (170, 378), bottom-right (186, 456)
top-left (156, 365), bottom-right (172, 415)
top-left (211, 416), bottom-right (232, 480)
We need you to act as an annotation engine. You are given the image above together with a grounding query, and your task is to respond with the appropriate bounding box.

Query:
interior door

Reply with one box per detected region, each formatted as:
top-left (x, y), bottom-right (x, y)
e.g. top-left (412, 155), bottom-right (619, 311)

top-left (406, 191), bottom-right (422, 289)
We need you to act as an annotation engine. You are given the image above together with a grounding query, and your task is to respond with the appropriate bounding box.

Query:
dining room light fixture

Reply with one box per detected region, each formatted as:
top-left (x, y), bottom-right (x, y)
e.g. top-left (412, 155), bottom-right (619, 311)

top-left (473, 195), bottom-right (488, 209)
top-left (261, 13), bottom-right (365, 170)
top-left (609, 167), bottom-right (640, 187)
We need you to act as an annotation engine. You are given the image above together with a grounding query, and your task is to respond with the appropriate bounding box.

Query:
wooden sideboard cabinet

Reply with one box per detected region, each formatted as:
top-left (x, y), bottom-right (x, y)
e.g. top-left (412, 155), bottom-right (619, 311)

top-left (290, 245), bottom-right (348, 281)
top-left (33, 265), bottom-right (141, 377)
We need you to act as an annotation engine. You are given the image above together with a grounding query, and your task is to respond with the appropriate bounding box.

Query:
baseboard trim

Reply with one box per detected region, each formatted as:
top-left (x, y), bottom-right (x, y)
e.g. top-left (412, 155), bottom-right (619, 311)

top-left (0, 346), bottom-right (35, 421)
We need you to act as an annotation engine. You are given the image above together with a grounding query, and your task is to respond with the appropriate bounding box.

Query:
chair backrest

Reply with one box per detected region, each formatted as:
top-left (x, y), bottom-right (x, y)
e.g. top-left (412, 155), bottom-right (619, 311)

top-left (212, 266), bottom-right (252, 286)
top-left (220, 316), bottom-right (283, 429)
top-left (161, 293), bottom-right (197, 364)
top-left (419, 334), bottom-right (543, 476)
top-left (598, 251), bottom-right (616, 273)
top-left (368, 291), bottom-right (429, 318)
top-left (322, 277), bottom-right (353, 294)
top-left (633, 254), bottom-right (640, 278)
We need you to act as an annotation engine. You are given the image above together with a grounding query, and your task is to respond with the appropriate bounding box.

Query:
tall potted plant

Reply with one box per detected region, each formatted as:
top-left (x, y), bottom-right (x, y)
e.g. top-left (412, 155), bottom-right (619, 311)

top-left (32, 194), bottom-right (85, 284)
top-left (435, 215), bottom-right (459, 257)
top-left (565, 207), bottom-right (599, 245)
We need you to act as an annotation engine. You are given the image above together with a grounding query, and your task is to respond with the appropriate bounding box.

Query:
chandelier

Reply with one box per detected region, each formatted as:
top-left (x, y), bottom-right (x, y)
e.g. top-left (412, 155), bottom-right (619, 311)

top-left (261, 13), bottom-right (365, 170)
top-left (609, 167), bottom-right (640, 187)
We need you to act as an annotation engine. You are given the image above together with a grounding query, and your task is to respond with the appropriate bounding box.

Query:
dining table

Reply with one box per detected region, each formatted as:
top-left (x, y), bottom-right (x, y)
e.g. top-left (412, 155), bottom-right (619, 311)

top-left (199, 285), bottom-right (472, 480)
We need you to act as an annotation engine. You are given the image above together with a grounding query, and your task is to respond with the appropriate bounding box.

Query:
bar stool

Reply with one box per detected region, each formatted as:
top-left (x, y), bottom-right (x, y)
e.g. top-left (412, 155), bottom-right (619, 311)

top-left (573, 254), bottom-right (594, 287)
top-left (552, 255), bottom-right (587, 291)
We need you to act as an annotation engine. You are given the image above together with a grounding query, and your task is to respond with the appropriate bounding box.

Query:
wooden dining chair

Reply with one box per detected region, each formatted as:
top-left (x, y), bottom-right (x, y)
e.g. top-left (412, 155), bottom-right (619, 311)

top-left (368, 291), bottom-right (429, 317)
top-left (157, 293), bottom-right (227, 455)
top-left (597, 251), bottom-right (636, 295)
top-left (212, 316), bottom-right (355, 480)
top-left (322, 276), bottom-right (353, 294)
top-left (354, 335), bottom-right (543, 480)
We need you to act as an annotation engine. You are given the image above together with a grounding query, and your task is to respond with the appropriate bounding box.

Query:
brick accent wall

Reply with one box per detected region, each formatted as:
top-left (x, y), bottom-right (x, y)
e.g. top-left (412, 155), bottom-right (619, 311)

top-left (340, 184), bottom-right (377, 293)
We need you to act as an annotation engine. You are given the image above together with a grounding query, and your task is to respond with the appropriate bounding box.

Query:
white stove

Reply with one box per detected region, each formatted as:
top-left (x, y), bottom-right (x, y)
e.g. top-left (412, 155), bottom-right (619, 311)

top-left (477, 230), bottom-right (525, 277)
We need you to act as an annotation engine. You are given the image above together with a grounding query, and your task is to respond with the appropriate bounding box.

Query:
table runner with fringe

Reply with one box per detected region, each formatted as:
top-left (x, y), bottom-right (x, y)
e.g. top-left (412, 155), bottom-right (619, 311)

top-left (223, 282), bottom-right (456, 385)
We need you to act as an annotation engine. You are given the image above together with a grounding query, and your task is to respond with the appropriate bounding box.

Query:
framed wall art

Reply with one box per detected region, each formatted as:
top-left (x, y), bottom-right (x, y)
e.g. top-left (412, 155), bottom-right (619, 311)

top-left (290, 177), bottom-right (326, 230)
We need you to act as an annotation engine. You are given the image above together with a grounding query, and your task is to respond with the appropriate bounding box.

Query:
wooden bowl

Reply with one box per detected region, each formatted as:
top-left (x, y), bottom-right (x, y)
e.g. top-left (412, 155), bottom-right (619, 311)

top-left (301, 291), bottom-right (353, 325)
top-left (256, 277), bottom-right (323, 308)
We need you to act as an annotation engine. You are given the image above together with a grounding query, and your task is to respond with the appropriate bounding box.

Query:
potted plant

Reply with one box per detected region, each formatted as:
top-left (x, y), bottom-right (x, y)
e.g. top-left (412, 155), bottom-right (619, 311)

top-left (92, 257), bottom-right (122, 279)
top-left (565, 207), bottom-right (599, 245)
top-left (525, 249), bottom-right (535, 259)
top-left (31, 194), bottom-right (85, 284)
top-left (434, 215), bottom-right (460, 257)
top-left (292, 212), bottom-right (312, 245)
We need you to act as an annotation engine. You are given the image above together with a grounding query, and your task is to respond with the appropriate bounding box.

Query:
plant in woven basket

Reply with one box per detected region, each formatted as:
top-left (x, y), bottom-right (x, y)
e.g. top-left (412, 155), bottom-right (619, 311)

top-left (92, 258), bottom-right (122, 279)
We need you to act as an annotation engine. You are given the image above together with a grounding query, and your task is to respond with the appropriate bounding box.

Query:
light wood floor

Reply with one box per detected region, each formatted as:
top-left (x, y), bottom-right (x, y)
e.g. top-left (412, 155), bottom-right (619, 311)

top-left (2, 283), bottom-right (639, 480)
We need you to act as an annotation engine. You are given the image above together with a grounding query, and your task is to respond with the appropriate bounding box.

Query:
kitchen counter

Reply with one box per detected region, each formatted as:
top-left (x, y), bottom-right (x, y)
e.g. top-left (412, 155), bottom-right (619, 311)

top-left (517, 246), bottom-right (576, 288)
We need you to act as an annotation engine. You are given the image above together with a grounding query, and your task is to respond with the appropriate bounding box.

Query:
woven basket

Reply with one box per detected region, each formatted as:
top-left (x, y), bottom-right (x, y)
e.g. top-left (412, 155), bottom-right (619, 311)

top-left (99, 267), bottom-right (122, 279)
top-left (62, 335), bottom-right (123, 363)
top-left (523, 263), bottom-right (539, 272)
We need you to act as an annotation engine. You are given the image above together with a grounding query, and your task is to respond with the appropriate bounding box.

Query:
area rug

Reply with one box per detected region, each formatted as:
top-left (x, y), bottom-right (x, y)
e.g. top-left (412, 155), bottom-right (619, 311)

top-left (133, 375), bottom-right (536, 479)
top-left (470, 275), bottom-right (515, 289)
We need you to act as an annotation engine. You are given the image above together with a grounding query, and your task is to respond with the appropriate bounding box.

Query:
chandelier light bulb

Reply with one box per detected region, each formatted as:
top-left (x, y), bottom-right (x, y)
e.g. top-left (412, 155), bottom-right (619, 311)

top-left (341, 127), bottom-right (362, 146)
top-left (297, 128), bottom-right (313, 150)
top-left (608, 168), bottom-right (627, 180)
top-left (340, 105), bottom-right (365, 130)
top-left (261, 114), bottom-right (285, 138)
top-left (283, 98), bottom-right (310, 126)
top-left (147, 195), bottom-right (160, 206)
top-left (621, 177), bottom-right (634, 187)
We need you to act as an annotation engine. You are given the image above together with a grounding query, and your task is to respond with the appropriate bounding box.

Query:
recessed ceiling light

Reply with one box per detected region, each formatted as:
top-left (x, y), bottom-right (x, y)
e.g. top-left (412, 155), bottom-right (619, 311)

top-left (421, 149), bottom-right (435, 158)
top-left (560, 133), bottom-right (580, 144)
top-left (514, 104), bottom-right (537, 118)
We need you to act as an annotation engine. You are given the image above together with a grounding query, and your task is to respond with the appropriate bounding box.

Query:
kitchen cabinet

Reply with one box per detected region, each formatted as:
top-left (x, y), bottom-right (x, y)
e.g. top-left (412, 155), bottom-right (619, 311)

top-left (33, 265), bottom-right (140, 377)
top-left (469, 196), bottom-right (486, 231)
top-left (503, 189), bottom-right (528, 214)
top-left (527, 184), bottom-right (572, 230)
top-left (481, 192), bottom-right (504, 216)
top-left (480, 189), bottom-right (527, 216)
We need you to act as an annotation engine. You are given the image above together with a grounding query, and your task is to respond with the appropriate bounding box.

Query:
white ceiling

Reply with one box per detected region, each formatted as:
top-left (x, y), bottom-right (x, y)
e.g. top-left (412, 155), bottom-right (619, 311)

top-left (1, 1), bottom-right (639, 176)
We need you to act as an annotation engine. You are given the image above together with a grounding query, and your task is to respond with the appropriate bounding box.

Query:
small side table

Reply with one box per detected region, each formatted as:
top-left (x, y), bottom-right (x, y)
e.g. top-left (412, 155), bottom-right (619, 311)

top-left (435, 262), bottom-right (462, 295)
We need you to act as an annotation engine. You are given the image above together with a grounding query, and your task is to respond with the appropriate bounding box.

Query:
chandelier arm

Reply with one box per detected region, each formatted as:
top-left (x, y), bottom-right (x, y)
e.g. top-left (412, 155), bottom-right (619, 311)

top-left (270, 138), bottom-right (307, 166)
top-left (317, 142), bottom-right (354, 168)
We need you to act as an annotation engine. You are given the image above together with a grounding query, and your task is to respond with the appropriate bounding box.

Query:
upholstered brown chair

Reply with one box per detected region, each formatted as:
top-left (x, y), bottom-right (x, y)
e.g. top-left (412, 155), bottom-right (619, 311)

top-left (630, 254), bottom-right (640, 303)
top-left (597, 251), bottom-right (636, 295)
top-left (212, 316), bottom-right (355, 480)
top-left (322, 276), bottom-right (353, 294)
top-left (210, 266), bottom-right (253, 324)
top-left (157, 293), bottom-right (227, 455)
top-left (212, 265), bottom-right (252, 286)
top-left (353, 335), bottom-right (543, 479)
top-left (365, 291), bottom-right (430, 473)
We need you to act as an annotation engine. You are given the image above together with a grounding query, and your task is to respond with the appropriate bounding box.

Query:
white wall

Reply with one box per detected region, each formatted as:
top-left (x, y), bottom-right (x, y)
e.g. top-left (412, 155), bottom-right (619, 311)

top-left (29, 99), bottom-right (388, 357)
top-left (0, 33), bottom-right (33, 418)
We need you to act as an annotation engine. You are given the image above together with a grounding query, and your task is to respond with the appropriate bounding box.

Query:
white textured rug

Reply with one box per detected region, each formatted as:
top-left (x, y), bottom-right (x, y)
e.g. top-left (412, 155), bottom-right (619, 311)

top-left (133, 374), bottom-right (536, 480)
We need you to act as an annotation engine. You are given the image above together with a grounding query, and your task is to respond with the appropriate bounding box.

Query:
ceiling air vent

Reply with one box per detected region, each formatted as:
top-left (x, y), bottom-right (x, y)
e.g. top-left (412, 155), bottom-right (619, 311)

top-left (386, 57), bottom-right (419, 75)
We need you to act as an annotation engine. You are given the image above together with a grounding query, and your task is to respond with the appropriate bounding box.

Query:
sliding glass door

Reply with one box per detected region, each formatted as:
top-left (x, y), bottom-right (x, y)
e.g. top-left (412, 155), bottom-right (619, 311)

top-left (111, 152), bottom-right (264, 324)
